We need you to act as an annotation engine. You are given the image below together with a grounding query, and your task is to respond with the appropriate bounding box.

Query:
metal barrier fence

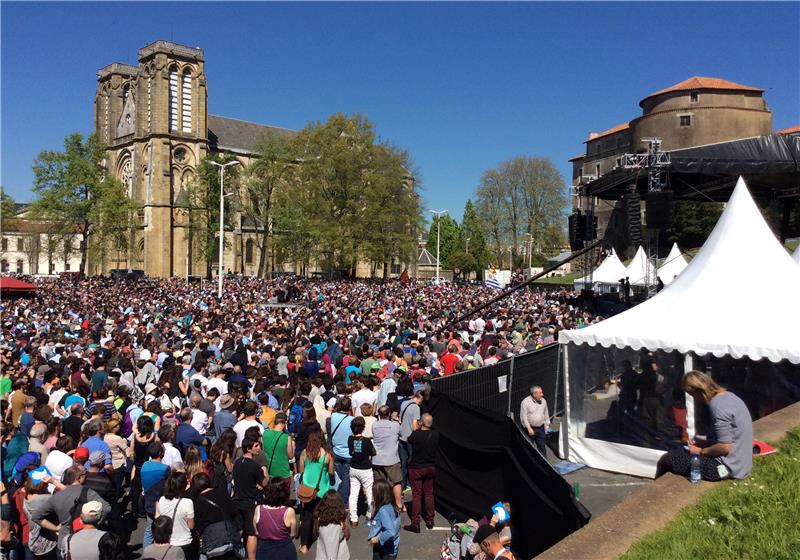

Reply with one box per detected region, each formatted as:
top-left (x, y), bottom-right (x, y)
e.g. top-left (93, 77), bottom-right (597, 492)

top-left (431, 344), bottom-right (563, 425)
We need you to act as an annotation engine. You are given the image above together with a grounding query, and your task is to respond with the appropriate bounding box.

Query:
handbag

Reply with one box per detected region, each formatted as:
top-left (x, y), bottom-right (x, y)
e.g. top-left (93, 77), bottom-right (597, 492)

top-left (297, 451), bottom-right (326, 504)
top-left (198, 496), bottom-right (238, 558)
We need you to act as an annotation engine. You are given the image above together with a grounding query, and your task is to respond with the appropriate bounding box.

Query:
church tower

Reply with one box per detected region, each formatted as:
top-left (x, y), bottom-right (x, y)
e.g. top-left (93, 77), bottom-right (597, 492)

top-left (94, 41), bottom-right (208, 277)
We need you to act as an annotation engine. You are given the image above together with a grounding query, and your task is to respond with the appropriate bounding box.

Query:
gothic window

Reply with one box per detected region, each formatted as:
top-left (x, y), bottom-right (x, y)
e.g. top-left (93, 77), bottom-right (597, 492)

top-left (181, 69), bottom-right (192, 132)
top-left (245, 239), bottom-right (254, 264)
top-left (1, 238), bottom-right (7, 251)
top-left (16, 260), bottom-right (23, 274)
top-left (17, 238), bottom-right (23, 251)
top-left (120, 158), bottom-right (134, 197)
top-left (169, 66), bottom-right (179, 131)
top-left (174, 148), bottom-right (186, 162)
top-left (0, 260), bottom-right (7, 273)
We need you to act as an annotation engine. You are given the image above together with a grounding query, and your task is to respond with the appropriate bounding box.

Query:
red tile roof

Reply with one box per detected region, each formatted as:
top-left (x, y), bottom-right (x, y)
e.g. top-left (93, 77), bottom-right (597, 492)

top-left (584, 122), bottom-right (629, 143)
top-left (776, 125), bottom-right (800, 135)
top-left (568, 154), bottom-right (585, 162)
top-left (640, 77), bottom-right (764, 106)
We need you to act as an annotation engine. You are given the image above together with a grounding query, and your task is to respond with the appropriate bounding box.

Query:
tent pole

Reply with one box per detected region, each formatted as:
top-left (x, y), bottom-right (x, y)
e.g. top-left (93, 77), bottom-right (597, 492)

top-left (507, 355), bottom-right (515, 419)
top-left (559, 344), bottom-right (571, 460)
top-left (684, 353), bottom-right (695, 441)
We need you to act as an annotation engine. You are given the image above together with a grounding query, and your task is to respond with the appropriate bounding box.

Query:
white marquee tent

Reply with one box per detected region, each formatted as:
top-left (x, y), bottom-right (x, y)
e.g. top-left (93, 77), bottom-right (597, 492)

top-left (657, 243), bottom-right (689, 286)
top-left (793, 244), bottom-right (800, 265)
top-left (558, 177), bottom-right (800, 477)
top-left (574, 249), bottom-right (627, 291)
top-left (621, 246), bottom-right (656, 286)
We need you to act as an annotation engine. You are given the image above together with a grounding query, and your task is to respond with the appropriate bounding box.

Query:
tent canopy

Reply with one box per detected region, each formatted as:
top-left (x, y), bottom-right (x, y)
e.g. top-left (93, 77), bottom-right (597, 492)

top-left (560, 177), bottom-right (800, 364)
top-left (793, 245), bottom-right (800, 265)
top-left (0, 277), bottom-right (37, 292)
top-left (657, 243), bottom-right (689, 286)
top-left (621, 246), bottom-right (655, 286)
top-left (574, 248), bottom-right (626, 287)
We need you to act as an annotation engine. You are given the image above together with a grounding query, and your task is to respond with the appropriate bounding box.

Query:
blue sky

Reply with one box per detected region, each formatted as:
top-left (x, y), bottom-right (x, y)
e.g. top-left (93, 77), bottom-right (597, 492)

top-left (2, 2), bottom-right (798, 221)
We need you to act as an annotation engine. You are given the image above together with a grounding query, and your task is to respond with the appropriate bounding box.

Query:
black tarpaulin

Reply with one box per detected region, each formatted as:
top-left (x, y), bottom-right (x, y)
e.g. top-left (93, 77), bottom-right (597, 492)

top-left (669, 134), bottom-right (800, 176)
top-left (427, 391), bottom-right (591, 559)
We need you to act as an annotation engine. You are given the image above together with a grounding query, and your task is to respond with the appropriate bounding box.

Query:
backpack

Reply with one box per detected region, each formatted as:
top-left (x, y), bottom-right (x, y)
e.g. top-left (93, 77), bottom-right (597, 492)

top-left (121, 405), bottom-right (141, 438)
top-left (287, 397), bottom-right (306, 435)
top-left (68, 487), bottom-right (90, 533)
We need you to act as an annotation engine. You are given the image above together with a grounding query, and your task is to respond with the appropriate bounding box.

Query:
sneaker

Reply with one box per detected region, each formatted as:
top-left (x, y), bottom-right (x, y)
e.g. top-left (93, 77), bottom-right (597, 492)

top-left (403, 524), bottom-right (420, 533)
top-left (425, 521), bottom-right (435, 530)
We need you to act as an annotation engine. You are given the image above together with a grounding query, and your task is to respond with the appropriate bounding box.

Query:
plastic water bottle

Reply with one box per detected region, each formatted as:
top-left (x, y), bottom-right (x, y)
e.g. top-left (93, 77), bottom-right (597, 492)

top-left (690, 453), bottom-right (701, 484)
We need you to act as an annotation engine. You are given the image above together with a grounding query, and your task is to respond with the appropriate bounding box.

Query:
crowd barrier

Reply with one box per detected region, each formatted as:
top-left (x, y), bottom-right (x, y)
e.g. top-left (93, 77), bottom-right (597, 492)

top-left (430, 344), bottom-right (563, 425)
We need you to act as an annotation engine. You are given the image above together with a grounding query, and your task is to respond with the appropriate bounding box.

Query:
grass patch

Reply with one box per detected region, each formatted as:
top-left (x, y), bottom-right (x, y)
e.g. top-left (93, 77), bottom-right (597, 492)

top-left (533, 271), bottom-right (583, 286)
top-left (620, 428), bottom-right (800, 560)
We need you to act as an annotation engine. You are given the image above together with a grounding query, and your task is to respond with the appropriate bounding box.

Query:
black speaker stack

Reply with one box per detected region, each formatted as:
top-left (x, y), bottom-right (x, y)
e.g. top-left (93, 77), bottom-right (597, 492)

top-left (645, 191), bottom-right (674, 230)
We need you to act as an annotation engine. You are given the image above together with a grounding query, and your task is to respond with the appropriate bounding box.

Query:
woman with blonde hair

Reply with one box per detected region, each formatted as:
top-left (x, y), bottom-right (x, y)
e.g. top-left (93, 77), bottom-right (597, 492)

top-left (183, 445), bottom-right (205, 482)
top-left (657, 370), bottom-right (753, 481)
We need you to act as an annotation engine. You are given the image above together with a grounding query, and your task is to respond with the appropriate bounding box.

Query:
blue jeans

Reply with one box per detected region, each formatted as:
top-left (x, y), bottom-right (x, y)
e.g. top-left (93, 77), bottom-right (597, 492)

top-left (334, 455), bottom-right (350, 502)
top-left (143, 515), bottom-right (154, 549)
top-left (398, 440), bottom-right (412, 488)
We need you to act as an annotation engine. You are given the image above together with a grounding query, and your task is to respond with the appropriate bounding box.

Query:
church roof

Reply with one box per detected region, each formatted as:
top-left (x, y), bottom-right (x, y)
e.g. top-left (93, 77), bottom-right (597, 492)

top-left (207, 115), bottom-right (296, 155)
top-left (418, 248), bottom-right (439, 267)
top-left (639, 76), bottom-right (764, 107)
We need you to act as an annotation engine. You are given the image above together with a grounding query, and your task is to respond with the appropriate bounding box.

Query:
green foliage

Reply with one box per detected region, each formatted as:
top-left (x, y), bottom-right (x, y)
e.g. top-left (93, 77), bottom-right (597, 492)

top-left (241, 131), bottom-right (294, 276)
top-left (460, 200), bottom-right (489, 275)
top-left (621, 428), bottom-right (800, 560)
top-left (188, 153), bottom-right (242, 275)
top-left (475, 156), bottom-right (566, 266)
top-left (0, 188), bottom-right (16, 220)
top-left (426, 213), bottom-right (461, 269)
top-left (29, 133), bottom-right (138, 274)
top-left (283, 113), bottom-right (421, 275)
top-left (668, 200), bottom-right (724, 249)
top-left (446, 250), bottom-right (478, 277)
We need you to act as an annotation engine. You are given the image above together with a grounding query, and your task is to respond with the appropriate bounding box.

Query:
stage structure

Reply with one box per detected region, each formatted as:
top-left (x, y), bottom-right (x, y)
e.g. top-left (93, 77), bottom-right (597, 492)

top-left (558, 178), bottom-right (800, 477)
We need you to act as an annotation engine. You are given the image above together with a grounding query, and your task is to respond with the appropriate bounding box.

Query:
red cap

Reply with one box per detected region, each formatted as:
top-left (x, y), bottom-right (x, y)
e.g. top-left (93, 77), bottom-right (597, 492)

top-left (74, 447), bottom-right (90, 462)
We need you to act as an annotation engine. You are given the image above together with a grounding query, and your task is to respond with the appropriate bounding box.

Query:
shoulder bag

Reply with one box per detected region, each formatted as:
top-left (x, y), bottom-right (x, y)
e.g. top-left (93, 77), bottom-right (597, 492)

top-left (297, 451), bottom-right (326, 504)
top-left (198, 496), bottom-right (239, 558)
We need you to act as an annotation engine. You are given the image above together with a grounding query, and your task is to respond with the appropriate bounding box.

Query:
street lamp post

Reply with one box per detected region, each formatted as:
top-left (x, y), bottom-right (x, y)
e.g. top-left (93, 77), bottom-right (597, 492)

top-left (208, 160), bottom-right (240, 299)
top-left (465, 237), bottom-right (470, 254)
top-left (430, 209), bottom-right (447, 285)
top-left (525, 232), bottom-right (533, 270)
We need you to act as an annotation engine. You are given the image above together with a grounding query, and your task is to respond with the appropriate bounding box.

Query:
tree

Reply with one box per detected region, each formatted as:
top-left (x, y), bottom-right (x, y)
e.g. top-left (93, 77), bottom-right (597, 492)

top-left (426, 214), bottom-right (461, 270)
top-left (475, 156), bottom-right (566, 266)
top-left (241, 131), bottom-right (294, 277)
top-left (1, 188), bottom-right (16, 220)
top-left (29, 133), bottom-right (137, 275)
top-left (668, 200), bottom-right (723, 249)
top-left (460, 199), bottom-right (489, 277)
top-left (447, 250), bottom-right (478, 279)
top-left (187, 153), bottom-right (243, 278)
top-left (285, 113), bottom-right (422, 275)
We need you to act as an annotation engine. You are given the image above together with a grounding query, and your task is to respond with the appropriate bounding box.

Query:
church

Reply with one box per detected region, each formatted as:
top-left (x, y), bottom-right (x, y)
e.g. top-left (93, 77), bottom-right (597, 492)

top-left (94, 40), bottom-right (304, 278)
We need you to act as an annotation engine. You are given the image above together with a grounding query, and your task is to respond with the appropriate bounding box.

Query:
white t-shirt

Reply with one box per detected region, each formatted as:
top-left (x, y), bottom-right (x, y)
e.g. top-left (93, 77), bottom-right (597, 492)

top-left (351, 389), bottom-right (377, 417)
top-left (233, 419), bottom-right (264, 447)
top-left (190, 373), bottom-right (209, 396)
top-left (206, 378), bottom-right (228, 408)
top-left (49, 389), bottom-right (68, 410)
top-left (157, 497), bottom-right (194, 545)
top-left (190, 409), bottom-right (209, 435)
top-left (163, 443), bottom-right (182, 469)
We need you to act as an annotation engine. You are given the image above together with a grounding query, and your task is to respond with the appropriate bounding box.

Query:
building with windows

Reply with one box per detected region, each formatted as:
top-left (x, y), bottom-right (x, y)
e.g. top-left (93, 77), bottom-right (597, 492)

top-left (0, 210), bottom-right (83, 275)
top-left (570, 77), bottom-right (774, 236)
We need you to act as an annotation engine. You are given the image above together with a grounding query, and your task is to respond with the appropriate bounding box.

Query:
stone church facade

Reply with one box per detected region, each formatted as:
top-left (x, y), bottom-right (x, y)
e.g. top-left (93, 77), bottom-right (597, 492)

top-left (94, 40), bottom-right (295, 278)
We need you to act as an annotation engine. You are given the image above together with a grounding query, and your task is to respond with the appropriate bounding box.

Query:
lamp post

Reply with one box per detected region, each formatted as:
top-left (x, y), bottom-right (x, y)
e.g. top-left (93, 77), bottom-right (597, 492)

top-left (525, 233), bottom-right (533, 270)
top-left (208, 160), bottom-right (240, 299)
top-left (465, 237), bottom-right (470, 254)
top-left (430, 209), bottom-right (447, 285)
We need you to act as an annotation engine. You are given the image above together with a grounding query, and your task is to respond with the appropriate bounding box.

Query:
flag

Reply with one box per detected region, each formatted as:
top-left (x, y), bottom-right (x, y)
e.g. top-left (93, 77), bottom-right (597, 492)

top-left (485, 265), bottom-right (501, 289)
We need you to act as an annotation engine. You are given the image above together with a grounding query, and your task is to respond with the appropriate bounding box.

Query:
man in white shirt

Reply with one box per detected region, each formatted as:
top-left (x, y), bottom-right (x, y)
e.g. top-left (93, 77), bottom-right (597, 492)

top-left (233, 400), bottom-right (264, 446)
top-left (351, 377), bottom-right (378, 417)
top-left (157, 424), bottom-right (183, 469)
top-left (189, 394), bottom-right (209, 435)
top-left (520, 385), bottom-right (550, 456)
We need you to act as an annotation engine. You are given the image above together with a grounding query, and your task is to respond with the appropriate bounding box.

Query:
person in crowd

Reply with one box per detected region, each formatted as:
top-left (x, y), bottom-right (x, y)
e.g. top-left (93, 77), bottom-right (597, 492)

top-left (326, 398), bottom-right (354, 503)
top-left (313, 490), bottom-right (350, 560)
top-left (398, 390), bottom-right (423, 491)
top-left (262, 412), bottom-right (294, 484)
top-left (103, 418), bottom-right (128, 501)
top-left (158, 423), bottom-right (183, 470)
top-left (175, 407), bottom-right (207, 453)
top-left (215, 395), bottom-right (238, 439)
top-left (404, 413), bottom-right (439, 533)
top-left (65, 500), bottom-right (107, 560)
top-left (142, 516), bottom-right (186, 560)
top-left (297, 429), bottom-right (334, 555)
top-left (155, 470), bottom-right (196, 559)
top-left (348, 416), bottom-right (376, 527)
top-left (232, 437), bottom-right (268, 550)
top-left (519, 385), bottom-right (550, 456)
top-left (372, 405), bottom-right (404, 512)
top-left (368, 479), bottom-right (401, 560)
top-left (472, 524), bottom-right (516, 560)
top-left (129, 415), bottom-right (157, 518)
top-left (22, 476), bottom-right (59, 560)
top-left (234, 401), bottom-right (265, 447)
top-left (657, 370), bottom-right (754, 481)
top-left (140, 442), bottom-right (170, 548)
top-left (190, 472), bottom-right (238, 560)
top-left (98, 532), bottom-right (129, 560)
top-left (247, 478), bottom-right (297, 560)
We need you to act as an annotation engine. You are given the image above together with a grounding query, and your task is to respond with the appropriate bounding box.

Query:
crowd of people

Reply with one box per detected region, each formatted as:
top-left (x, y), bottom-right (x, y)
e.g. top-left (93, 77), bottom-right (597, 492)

top-left (0, 275), bottom-right (598, 559)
